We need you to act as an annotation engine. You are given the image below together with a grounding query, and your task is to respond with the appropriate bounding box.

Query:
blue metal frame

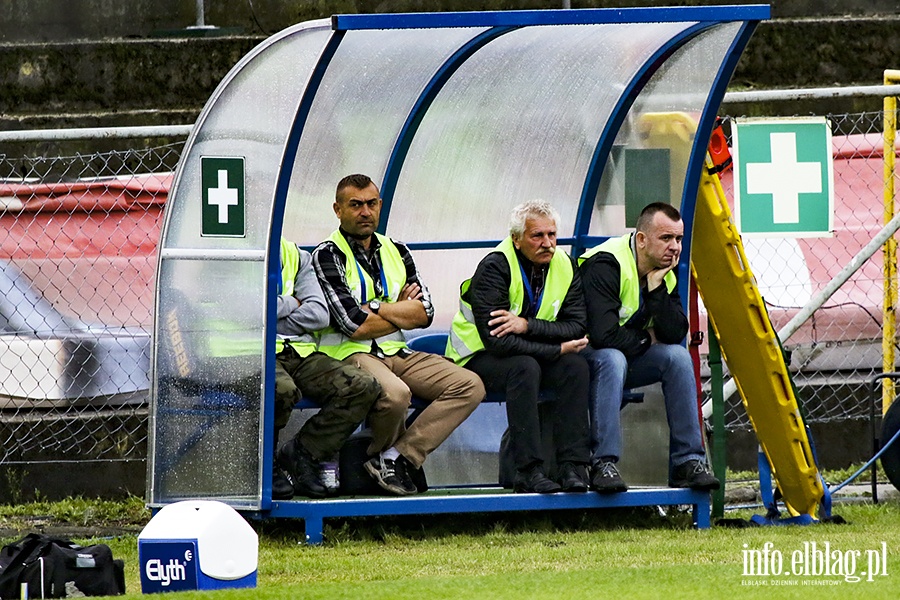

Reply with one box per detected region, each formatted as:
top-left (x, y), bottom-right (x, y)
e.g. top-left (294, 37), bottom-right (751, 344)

top-left (678, 20), bottom-right (760, 283)
top-left (253, 8), bottom-right (770, 526)
top-left (266, 487), bottom-right (712, 544)
top-left (379, 26), bottom-right (517, 229)
top-left (572, 21), bottom-right (711, 261)
top-left (333, 6), bottom-right (770, 31)
top-left (402, 236), bottom-right (611, 252)
top-left (262, 30), bottom-right (346, 510)
top-left (750, 450), bottom-right (818, 526)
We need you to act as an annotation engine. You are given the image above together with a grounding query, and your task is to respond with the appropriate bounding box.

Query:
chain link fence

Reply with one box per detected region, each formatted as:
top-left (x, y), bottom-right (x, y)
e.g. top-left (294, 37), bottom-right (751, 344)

top-left (0, 137), bottom-right (184, 466)
top-left (0, 101), bottom-right (895, 467)
top-left (709, 109), bottom-right (893, 430)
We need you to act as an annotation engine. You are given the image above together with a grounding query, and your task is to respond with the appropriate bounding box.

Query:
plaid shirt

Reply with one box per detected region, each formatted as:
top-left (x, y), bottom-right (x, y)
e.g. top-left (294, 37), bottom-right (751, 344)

top-left (312, 229), bottom-right (435, 337)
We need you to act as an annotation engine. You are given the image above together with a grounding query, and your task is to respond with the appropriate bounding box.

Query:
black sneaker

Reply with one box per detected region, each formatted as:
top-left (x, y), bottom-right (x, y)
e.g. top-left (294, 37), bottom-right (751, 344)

top-left (272, 465), bottom-right (294, 500)
top-left (590, 461), bottom-right (628, 493)
top-left (557, 462), bottom-right (589, 493)
top-left (669, 459), bottom-right (720, 491)
top-left (277, 438), bottom-right (327, 499)
top-left (513, 465), bottom-right (562, 494)
top-left (364, 455), bottom-right (418, 496)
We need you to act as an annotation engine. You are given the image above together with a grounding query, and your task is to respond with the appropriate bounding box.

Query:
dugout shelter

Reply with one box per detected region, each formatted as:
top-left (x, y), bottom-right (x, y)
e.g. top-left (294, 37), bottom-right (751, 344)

top-left (148, 5), bottom-right (770, 513)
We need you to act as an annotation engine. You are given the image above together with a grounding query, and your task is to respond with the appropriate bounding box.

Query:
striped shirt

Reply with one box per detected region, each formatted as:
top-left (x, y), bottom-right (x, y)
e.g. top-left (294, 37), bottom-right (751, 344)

top-left (312, 229), bottom-right (435, 337)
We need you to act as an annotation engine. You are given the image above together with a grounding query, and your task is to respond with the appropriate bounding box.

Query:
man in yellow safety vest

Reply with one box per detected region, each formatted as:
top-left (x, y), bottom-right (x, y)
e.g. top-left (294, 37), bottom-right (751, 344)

top-left (446, 200), bottom-right (593, 493)
top-left (272, 238), bottom-right (381, 499)
top-left (579, 202), bottom-right (719, 493)
top-left (312, 174), bottom-right (485, 496)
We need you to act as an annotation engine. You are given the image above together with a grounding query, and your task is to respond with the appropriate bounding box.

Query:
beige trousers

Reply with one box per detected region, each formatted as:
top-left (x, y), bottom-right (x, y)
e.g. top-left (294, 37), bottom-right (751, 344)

top-left (346, 351), bottom-right (485, 468)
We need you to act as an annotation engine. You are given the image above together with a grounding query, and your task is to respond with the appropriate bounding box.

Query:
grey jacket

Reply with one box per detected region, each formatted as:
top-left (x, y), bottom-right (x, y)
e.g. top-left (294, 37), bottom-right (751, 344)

top-left (276, 246), bottom-right (330, 344)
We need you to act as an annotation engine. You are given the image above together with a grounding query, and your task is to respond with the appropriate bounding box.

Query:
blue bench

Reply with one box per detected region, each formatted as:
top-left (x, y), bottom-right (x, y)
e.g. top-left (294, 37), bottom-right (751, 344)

top-left (295, 332), bottom-right (645, 410)
top-left (280, 332), bottom-right (710, 543)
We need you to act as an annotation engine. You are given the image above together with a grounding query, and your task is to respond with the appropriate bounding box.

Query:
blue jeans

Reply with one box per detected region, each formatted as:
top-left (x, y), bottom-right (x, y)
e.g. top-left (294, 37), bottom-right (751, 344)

top-left (581, 343), bottom-right (706, 471)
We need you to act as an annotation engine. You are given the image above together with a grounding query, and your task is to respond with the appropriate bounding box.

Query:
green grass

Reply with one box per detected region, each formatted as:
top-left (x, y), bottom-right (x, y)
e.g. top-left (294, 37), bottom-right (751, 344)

top-left (0, 461), bottom-right (894, 599)
top-left (727, 462), bottom-right (886, 488)
top-left (10, 500), bottom-right (899, 599)
top-left (0, 494), bottom-right (148, 529)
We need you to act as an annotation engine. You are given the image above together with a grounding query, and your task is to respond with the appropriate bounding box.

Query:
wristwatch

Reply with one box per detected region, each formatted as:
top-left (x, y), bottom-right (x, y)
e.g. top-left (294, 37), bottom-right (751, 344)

top-left (368, 299), bottom-right (381, 314)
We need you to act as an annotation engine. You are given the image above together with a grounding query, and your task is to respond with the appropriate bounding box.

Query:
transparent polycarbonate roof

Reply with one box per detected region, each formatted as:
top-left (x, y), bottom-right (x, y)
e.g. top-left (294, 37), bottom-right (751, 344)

top-left (150, 6), bottom-right (769, 507)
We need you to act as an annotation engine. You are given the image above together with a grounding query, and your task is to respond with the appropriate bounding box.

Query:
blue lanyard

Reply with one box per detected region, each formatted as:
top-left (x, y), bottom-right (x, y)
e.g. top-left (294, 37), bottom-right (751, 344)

top-left (355, 258), bottom-right (388, 303)
top-left (518, 261), bottom-right (544, 316)
top-left (277, 254), bottom-right (283, 295)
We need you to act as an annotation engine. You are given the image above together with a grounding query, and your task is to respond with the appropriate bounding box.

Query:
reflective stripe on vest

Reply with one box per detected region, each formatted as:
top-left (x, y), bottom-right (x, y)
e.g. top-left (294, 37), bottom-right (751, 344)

top-left (578, 234), bottom-right (676, 326)
top-left (274, 238), bottom-right (317, 357)
top-left (206, 317), bottom-right (262, 357)
top-left (316, 231), bottom-right (408, 360)
top-left (446, 236), bottom-right (573, 366)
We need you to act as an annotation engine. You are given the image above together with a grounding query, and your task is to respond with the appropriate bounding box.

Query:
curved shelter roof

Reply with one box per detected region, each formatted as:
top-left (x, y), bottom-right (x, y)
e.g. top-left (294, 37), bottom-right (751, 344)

top-left (150, 6), bottom-right (769, 508)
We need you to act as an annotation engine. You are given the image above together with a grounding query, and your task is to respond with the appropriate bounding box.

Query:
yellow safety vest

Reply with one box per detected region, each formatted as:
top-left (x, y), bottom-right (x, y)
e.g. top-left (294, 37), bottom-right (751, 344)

top-left (446, 237), bottom-right (573, 366)
top-left (275, 238), bottom-right (317, 358)
top-left (204, 316), bottom-right (261, 358)
top-left (578, 234), bottom-right (676, 326)
top-left (316, 231), bottom-right (409, 360)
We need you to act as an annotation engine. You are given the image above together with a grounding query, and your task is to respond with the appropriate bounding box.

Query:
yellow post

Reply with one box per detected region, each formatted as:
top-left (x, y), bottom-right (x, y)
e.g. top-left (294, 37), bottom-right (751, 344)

top-left (883, 70), bottom-right (900, 414)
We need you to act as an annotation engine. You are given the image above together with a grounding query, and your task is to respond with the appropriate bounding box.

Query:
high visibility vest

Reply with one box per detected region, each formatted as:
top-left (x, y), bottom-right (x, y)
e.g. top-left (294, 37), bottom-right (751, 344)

top-left (204, 316), bottom-right (262, 358)
top-left (446, 237), bottom-right (573, 366)
top-left (316, 231), bottom-right (409, 360)
top-left (578, 233), bottom-right (676, 326)
top-left (274, 238), bottom-right (317, 358)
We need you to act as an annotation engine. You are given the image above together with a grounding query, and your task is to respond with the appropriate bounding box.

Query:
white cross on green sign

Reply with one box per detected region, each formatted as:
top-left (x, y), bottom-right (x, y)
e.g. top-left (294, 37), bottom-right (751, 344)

top-left (732, 117), bottom-right (833, 237)
top-left (201, 156), bottom-right (245, 237)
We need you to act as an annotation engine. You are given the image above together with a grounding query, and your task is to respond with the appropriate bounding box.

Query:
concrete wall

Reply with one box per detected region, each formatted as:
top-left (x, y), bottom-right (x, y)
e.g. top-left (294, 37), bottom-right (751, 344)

top-left (3, 0), bottom-right (899, 43)
top-left (0, 37), bottom-right (262, 129)
top-left (4, 14), bottom-right (900, 132)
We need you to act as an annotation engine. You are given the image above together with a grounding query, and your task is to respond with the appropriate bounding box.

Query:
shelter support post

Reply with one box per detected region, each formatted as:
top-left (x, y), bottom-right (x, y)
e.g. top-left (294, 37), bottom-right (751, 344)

top-left (883, 69), bottom-right (900, 415)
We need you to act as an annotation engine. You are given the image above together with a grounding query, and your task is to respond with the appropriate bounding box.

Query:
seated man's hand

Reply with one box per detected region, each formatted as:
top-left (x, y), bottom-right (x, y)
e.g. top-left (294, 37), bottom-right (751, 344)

top-left (646, 249), bottom-right (679, 291)
top-left (560, 337), bottom-right (589, 355)
top-left (489, 310), bottom-right (528, 338)
top-left (399, 282), bottom-right (422, 302)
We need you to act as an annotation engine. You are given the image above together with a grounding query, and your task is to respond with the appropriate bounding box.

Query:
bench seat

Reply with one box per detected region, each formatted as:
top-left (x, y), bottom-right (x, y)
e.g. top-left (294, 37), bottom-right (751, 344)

top-left (278, 332), bottom-right (710, 547)
top-left (294, 331), bottom-right (644, 410)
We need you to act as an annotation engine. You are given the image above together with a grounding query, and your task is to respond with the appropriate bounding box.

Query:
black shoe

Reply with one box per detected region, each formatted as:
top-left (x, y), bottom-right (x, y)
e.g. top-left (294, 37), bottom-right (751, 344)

top-left (272, 465), bottom-right (295, 500)
top-left (557, 462), bottom-right (589, 493)
top-left (590, 461), bottom-right (628, 493)
top-left (277, 438), bottom-right (327, 499)
top-left (513, 466), bottom-right (563, 494)
top-left (669, 459), bottom-right (720, 491)
top-left (364, 454), bottom-right (418, 496)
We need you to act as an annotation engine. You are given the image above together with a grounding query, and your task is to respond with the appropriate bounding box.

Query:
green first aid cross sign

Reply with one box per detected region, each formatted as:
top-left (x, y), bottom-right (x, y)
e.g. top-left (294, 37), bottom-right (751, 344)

top-left (732, 117), bottom-right (833, 237)
top-left (201, 156), bottom-right (245, 237)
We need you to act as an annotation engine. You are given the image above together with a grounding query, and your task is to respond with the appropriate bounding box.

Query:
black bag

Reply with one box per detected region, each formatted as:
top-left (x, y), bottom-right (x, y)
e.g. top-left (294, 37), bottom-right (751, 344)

top-left (339, 430), bottom-right (428, 495)
top-left (0, 533), bottom-right (125, 599)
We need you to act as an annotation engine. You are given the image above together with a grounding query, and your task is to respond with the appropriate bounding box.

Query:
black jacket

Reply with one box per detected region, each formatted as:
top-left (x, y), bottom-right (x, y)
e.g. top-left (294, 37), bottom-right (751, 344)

top-left (462, 249), bottom-right (587, 361)
top-left (580, 249), bottom-right (688, 359)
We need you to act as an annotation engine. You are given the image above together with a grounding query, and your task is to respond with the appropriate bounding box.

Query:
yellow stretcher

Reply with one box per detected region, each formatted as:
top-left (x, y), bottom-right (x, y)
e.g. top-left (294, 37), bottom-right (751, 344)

top-left (691, 159), bottom-right (825, 519)
top-left (639, 111), bottom-right (825, 519)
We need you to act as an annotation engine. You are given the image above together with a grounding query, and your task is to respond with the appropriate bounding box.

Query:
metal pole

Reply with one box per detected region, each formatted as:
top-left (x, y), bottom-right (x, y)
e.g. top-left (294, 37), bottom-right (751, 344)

top-left (0, 125), bottom-right (193, 142)
top-left (883, 69), bottom-right (900, 415)
top-left (196, 0), bottom-right (206, 28)
top-left (723, 84), bottom-right (900, 103)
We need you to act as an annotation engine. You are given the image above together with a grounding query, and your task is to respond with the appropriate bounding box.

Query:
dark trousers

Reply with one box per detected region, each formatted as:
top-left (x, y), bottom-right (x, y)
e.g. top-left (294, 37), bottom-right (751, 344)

top-left (465, 352), bottom-right (591, 472)
top-left (274, 346), bottom-right (380, 461)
